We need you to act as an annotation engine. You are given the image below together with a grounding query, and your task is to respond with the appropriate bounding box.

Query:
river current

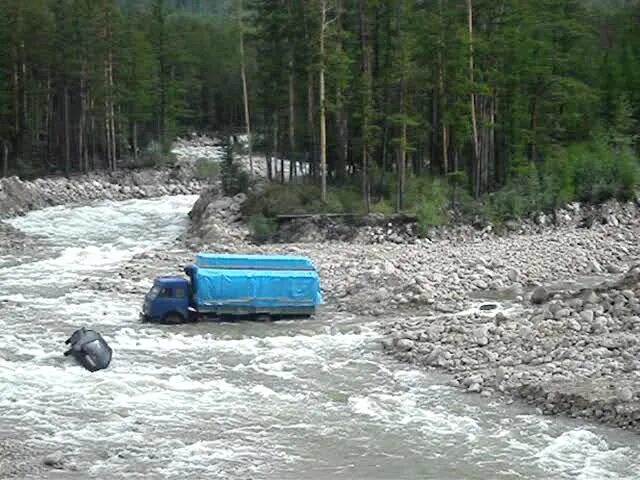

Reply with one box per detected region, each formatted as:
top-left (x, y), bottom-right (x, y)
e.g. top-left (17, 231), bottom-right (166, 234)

top-left (0, 195), bottom-right (637, 479)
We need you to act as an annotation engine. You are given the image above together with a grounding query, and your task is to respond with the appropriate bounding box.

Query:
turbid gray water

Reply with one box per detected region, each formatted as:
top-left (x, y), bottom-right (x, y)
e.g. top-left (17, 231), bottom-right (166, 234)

top-left (0, 196), bottom-right (638, 479)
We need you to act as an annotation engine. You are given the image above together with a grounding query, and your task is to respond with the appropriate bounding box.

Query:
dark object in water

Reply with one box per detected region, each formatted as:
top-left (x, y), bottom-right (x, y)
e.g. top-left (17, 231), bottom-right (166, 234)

top-left (64, 327), bottom-right (112, 372)
top-left (479, 303), bottom-right (499, 311)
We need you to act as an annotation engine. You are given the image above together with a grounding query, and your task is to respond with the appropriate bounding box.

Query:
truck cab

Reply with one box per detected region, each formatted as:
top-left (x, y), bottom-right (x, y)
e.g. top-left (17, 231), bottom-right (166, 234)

top-left (141, 276), bottom-right (191, 324)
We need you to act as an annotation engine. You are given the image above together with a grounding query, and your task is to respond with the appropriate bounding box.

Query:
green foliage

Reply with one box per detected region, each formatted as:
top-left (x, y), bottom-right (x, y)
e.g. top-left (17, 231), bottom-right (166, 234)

top-left (137, 141), bottom-right (176, 167)
top-left (411, 177), bottom-right (450, 236)
top-left (249, 213), bottom-right (277, 244)
top-left (220, 144), bottom-right (249, 196)
top-left (194, 158), bottom-right (220, 179)
top-left (486, 140), bottom-right (640, 221)
top-left (0, 0), bottom-right (639, 230)
top-left (371, 199), bottom-right (395, 216)
top-left (242, 183), bottom-right (362, 219)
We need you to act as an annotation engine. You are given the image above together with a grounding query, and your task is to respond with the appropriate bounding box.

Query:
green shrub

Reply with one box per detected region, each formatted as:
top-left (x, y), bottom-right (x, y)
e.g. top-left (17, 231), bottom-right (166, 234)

top-left (139, 140), bottom-right (176, 167)
top-left (195, 158), bottom-right (220, 179)
top-left (242, 183), bottom-right (362, 219)
top-left (371, 199), bottom-right (395, 215)
top-left (485, 140), bottom-right (640, 222)
top-left (221, 144), bottom-right (250, 196)
top-left (249, 214), bottom-right (277, 244)
top-left (333, 186), bottom-right (363, 213)
top-left (414, 177), bottom-right (450, 236)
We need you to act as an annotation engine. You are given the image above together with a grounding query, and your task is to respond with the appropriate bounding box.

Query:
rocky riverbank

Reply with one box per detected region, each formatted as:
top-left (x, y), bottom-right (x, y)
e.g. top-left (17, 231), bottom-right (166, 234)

top-left (0, 167), bottom-right (203, 220)
top-left (380, 265), bottom-right (640, 431)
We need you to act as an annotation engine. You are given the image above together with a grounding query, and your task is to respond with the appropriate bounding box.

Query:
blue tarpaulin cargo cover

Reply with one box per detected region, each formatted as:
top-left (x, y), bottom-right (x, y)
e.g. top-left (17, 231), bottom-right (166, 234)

top-left (195, 253), bottom-right (316, 271)
top-left (190, 253), bottom-right (323, 311)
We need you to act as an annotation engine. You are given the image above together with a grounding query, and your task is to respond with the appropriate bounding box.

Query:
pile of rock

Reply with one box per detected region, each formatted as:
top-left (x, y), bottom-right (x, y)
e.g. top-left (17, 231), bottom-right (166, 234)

top-left (0, 169), bottom-right (204, 219)
top-left (0, 221), bottom-right (42, 255)
top-left (183, 185), bottom-right (250, 249)
top-left (171, 134), bottom-right (225, 164)
top-left (380, 264), bottom-right (640, 431)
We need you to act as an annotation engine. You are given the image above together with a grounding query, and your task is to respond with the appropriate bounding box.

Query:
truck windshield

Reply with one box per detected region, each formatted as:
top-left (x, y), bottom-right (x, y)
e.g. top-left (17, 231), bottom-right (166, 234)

top-left (148, 284), bottom-right (162, 299)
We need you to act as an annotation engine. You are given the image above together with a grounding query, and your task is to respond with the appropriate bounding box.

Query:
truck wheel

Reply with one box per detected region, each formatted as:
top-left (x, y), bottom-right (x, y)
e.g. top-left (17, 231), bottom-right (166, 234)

top-left (162, 312), bottom-right (185, 324)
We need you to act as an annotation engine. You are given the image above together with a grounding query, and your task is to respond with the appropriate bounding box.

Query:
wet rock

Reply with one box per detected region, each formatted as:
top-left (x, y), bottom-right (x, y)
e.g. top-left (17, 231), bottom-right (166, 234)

top-left (580, 310), bottom-right (595, 323)
top-left (591, 317), bottom-right (608, 334)
top-left (42, 451), bottom-right (66, 469)
top-left (395, 338), bottom-right (414, 352)
top-left (468, 383), bottom-right (482, 393)
top-left (494, 312), bottom-right (508, 326)
top-left (507, 269), bottom-right (520, 282)
top-left (380, 338), bottom-right (394, 351)
top-left (531, 287), bottom-right (549, 304)
top-left (617, 387), bottom-right (633, 402)
top-left (473, 325), bottom-right (490, 346)
top-left (567, 319), bottom-right (582, 332)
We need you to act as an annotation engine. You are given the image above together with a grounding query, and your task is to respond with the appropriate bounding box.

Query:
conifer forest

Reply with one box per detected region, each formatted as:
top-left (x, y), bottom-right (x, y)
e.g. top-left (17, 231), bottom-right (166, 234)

top-left (0, 0), bottom-right (639, 216)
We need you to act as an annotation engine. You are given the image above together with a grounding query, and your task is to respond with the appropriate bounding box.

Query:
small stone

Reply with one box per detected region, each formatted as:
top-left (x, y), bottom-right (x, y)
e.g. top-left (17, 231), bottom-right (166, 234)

top-left (463, 374), bottom-right (484, 387)
top-left (580, 310), bottom-right (594, 323)
top-left (380, 338), bottom-right (394, 350)
top-left (531, 287), bottom-right (549, 304)
top-left (468, 383), bottom-right (482, 393)
top-left (583, 290), bottom-right (600, 305)
top-left (43, 451), bottom-right (65, 469)
top-left (606, 264), bottom-right (622, 274)
top-left (617, 387), bottom-right (633, 402)
top-left (507, 269), bottom-right (520, 282)
top-left (494, 312), bottom-right (508, 326)
top-left (589, 260), bottom-right (603, 273)
top-left (567, 319), bottom-right (582, 332)
top-left (395, 338), bottom-right (414, 352)
top-left (622, 290), bottom-right (635, 300)
top-left (591, 317), bottom-right (607, 334)
top-left (383, 261), bottom-right (396, 275)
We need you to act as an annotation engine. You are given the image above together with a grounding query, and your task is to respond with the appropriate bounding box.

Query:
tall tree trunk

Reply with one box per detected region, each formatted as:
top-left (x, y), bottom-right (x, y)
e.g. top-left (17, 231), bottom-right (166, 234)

top-left (396, 5), bottom-right (407, 212)
top-left (64, 87), bottom-right (71, 176)
top-left (109, 54), bottom-right (117, 170)
top-left (529, 87), bottom-right (540, 162)
top-left (358, 0), bottom-right (371, 212)
top-left (303, 0), bottom-right (316, 180)
top-left (105, 61), bottom-right (113, 171)
top-left (13, 60), bottom-right (19, 137)
top-left (431, 90), bottom-right (439, 173)
top-left (238, 0), bottom-right (253, 174)
top-left (133, 122), bottom-right (138, 162)
top-left (3, 142), bottom-right (8, 177)
top-left (79, 68), bottom-right (86, 172)
top-left (287, 0), bottom-right (296, 181)
top-left (334, 0), bottom-right (347, 183)
top-left (90, 95), bottom-right (97, 171)
top-left (21, 41), bottom-right (28, 165)
top-left (319, 0), bottom-right (328, 202)
top-left (467, 0), bottom-right (480, 198)
top-left (288, 59), bottom-right (296, 182)
top-left (438, 0), bottom-right (449, 175)
top-left (269, 111), bottom-right (278, 181)
top-left (307, 72), bottom-right (315, 180)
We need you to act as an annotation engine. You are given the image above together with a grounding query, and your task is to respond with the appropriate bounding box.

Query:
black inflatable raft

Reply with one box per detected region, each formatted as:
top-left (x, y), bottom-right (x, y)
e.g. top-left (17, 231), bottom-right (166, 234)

top-left (64, 327), bottom-right (112, 372)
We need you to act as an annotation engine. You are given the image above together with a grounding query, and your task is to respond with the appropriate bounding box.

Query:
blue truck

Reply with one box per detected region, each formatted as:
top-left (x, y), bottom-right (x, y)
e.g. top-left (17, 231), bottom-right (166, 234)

top-left (140, 253), bottom-right (323, 324)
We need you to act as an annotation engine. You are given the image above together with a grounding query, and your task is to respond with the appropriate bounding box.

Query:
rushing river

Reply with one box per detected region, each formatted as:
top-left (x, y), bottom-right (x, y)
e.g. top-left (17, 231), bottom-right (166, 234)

top-left (0, 196), bottom-right (638, 480)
